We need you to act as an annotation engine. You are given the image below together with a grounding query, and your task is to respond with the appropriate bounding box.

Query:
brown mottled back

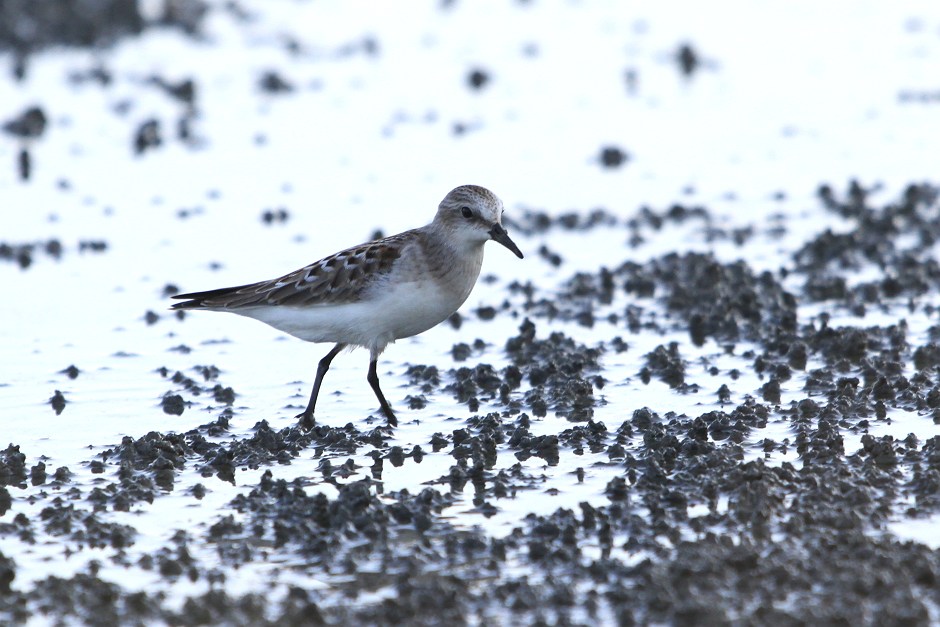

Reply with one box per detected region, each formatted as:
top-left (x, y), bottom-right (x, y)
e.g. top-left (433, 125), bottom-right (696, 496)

top-left (172, 232), bottom-right (409, 310)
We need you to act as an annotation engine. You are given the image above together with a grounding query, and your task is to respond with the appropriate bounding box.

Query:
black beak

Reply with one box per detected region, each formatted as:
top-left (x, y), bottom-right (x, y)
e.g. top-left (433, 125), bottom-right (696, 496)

top-left (488, 223), bottom-right (524, 259)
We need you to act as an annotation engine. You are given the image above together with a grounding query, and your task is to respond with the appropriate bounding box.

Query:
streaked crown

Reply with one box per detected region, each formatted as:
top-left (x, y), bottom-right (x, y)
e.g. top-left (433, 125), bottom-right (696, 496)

top-left (435, 185), bottom-right (504, 231)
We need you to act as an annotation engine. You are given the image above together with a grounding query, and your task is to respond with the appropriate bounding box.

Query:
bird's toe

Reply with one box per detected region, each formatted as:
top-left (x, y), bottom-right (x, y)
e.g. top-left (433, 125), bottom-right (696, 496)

top-left (296, 411), bottom-right (316, 430)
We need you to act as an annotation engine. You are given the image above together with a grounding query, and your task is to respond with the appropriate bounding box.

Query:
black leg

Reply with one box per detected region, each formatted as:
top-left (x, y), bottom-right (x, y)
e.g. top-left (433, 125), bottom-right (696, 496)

top-left (296, 343), bottom-right (345, 427)
top-left (367, 357), bottom-right (398, 427)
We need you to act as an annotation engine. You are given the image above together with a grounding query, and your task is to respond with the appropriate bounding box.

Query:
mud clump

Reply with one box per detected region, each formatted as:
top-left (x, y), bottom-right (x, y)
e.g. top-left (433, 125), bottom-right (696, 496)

top-left (626, 252), bottom-right (798, 346)
top-left (0, 240), bottom-right (62, 269)
top-left (2, 106), bottom-right (46, 139)
top-left (0, 1), bottom-right (206, 60)
top-left (641, 342), bottom-right (687, 389)
top-left (0, 446), bottom-right (27, 488)
top-left (599, 145), bottom-right (629, 168)
top-left (503, 319), bottom-right (604, 421)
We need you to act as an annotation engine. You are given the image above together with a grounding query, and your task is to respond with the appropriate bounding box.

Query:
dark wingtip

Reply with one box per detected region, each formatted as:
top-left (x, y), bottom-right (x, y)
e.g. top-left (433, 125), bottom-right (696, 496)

top-left (169, 300), bottom-right (200, 311)
top-left (169, 290), bottom-right (215, 310)
top-left (168, 285), bottom-right (246, 310)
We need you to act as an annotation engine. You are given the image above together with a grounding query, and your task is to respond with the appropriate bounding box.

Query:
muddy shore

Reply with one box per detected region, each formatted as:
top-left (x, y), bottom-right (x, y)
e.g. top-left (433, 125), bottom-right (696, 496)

top-left (3, 2), bottom-right (940, 625)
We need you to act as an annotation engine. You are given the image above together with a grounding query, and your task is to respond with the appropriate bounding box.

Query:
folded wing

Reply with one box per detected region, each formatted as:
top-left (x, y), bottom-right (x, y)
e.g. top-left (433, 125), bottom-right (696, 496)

top-left (171, 235), bottom-right (407, 310)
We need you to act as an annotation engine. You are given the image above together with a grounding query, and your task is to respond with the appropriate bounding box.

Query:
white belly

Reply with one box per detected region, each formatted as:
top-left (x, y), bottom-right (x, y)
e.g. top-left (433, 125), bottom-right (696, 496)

top-left (232, 275), bottom-right (472, 354)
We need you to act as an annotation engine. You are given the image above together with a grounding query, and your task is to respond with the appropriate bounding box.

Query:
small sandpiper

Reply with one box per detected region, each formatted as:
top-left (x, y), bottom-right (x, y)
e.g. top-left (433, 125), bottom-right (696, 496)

top-left (171, 185), bottom-right (524, 427)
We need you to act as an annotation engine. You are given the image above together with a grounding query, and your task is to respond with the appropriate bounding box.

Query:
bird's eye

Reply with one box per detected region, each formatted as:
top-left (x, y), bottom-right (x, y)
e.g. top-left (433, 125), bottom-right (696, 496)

top-left (461, 206), bottom-right (473, 219)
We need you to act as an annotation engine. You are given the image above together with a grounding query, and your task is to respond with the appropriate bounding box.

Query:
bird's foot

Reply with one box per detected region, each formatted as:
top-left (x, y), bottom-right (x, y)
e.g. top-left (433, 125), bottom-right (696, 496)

top-left (295, 410), bottom-right (316, 431)
top-left (382, 406), bottom-right (398, 428)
